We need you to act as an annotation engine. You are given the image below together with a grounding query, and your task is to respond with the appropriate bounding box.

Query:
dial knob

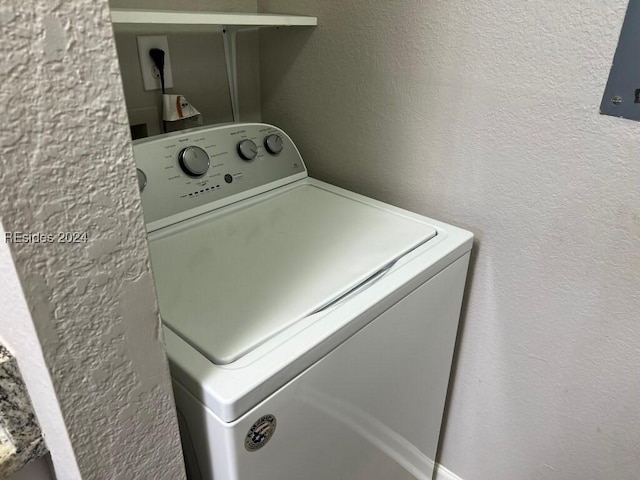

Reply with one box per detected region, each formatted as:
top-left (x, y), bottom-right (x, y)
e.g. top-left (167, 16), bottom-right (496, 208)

top-left (264, 134), bottom-right (284, 155)
top-left (136, 168), bottom-right (147, 192)
top-left (237, 139), bottom-right (258, 161)
top-left (178, 146), bottom-right (210, 177)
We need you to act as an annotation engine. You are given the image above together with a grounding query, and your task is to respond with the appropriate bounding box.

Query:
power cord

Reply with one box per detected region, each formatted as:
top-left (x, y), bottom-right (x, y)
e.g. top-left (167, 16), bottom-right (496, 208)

top-left (149, 48), bottom-right (167, 132)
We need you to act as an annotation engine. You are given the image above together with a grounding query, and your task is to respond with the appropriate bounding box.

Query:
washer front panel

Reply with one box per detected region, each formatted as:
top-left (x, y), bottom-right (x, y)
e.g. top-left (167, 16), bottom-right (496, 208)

top-left (172, 254), bottom-right (471, 479)
top-left (133, 123), bottom-right (306, 227)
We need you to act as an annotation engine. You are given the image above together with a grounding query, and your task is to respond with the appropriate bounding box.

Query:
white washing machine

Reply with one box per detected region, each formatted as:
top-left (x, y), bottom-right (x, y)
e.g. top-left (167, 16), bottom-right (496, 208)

top-left (133, 123), bottom-right (472, 480)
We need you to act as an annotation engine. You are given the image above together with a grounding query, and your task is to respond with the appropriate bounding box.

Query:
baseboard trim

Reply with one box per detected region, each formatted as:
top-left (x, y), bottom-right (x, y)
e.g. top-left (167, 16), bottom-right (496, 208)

top-left (435, 463), bottom-right (464, 480)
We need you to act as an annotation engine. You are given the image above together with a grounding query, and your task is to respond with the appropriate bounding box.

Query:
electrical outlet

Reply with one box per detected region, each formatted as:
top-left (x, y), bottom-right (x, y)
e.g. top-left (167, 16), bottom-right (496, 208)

top-left (137, 35), bottom-right (173, 92)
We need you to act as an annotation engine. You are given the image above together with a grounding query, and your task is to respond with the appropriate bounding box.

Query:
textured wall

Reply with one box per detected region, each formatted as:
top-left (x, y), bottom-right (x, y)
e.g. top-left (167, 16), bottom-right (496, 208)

top-left (0, 1), bottom-right (185, 479)
top-left (258, 1), bottom-right (640, 479)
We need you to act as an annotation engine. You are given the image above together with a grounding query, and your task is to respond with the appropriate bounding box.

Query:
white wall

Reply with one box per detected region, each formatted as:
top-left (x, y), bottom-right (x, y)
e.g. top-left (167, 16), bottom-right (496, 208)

top-left (258, 1), bottom-right (640, 479)
top-left (0, 1), bottom-right (185, 479)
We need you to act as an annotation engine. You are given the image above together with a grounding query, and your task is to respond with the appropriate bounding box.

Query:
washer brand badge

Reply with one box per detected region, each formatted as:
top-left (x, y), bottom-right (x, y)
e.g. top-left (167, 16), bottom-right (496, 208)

top-left (245, 414), bottom-right (277, 452)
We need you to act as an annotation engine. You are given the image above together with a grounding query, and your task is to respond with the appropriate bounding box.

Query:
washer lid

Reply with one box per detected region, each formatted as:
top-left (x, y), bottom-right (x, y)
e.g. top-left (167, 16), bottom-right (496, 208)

top-left (148, 184), bottom-right (436, 365)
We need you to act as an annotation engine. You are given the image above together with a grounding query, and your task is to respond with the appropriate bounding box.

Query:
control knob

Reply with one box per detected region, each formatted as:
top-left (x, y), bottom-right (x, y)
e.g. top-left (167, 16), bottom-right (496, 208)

top-left (178, 146), bottom-right (210, 177)
top-left (136, 168), bottom-right (147, 192)
top-left (237, 139), bottom-right (258, 161)
top-left (264, 134), bottom-right (284, 155)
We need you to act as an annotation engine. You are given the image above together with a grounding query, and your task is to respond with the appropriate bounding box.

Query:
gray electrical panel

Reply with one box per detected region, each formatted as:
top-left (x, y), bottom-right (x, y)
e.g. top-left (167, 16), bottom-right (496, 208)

top-left (601, 0), bottom-right (640, 121)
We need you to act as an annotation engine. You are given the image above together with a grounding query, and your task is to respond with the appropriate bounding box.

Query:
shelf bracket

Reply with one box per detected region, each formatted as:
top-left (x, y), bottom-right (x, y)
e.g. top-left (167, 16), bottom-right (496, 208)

top-left (222, 26), bottom-right (240, 123)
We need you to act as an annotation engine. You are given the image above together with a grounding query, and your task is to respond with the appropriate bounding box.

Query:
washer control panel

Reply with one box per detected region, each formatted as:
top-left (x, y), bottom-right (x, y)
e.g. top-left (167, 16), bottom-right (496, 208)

top-left (133, 123), bottom-right (307, 228)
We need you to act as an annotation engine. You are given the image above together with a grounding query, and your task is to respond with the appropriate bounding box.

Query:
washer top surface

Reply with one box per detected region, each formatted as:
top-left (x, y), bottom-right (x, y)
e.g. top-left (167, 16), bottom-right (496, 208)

top-left (148, 183), bottom-right (436, 365)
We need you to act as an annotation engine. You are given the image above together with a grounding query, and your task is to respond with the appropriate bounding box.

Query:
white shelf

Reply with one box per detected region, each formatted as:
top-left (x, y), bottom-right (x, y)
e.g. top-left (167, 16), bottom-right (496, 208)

top-left (110, 9), bottom-right (317, 32)
top-left (110, 8), bottom-right (317, 123)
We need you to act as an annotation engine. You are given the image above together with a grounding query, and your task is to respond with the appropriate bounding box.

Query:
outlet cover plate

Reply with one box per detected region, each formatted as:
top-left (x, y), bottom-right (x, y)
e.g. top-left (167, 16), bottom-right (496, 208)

top-left (601, 0), bottom-right (640, 120)
top-left (137, 35), bottom-right (173, 92)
